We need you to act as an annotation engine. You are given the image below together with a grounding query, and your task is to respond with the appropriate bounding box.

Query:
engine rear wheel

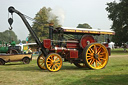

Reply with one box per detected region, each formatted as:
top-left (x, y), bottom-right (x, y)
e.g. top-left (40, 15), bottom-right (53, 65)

top-left (45, 53), bottom-right (63, 72)
top-left (37, 54), bottom-right (46, 70)
top-left (83, 43), bottom-right (109, 69)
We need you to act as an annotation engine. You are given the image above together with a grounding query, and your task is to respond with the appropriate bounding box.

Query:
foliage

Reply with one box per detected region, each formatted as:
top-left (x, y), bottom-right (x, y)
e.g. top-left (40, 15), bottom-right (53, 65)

top-left (22, 40), bottom-right (26, 44)
top-left (0, 30), bottom-right (19, 44)
top-left (106, 0), bottom-right (128, 46)
top-left (77, 23), bottom-right (92, 29)
top-left (28, 7), bottom-right (60, 42)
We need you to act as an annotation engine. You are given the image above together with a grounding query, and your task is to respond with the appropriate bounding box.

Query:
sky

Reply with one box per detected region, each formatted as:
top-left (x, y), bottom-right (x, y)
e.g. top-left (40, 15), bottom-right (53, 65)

top-left (0, 0), bottom-right (119, 40)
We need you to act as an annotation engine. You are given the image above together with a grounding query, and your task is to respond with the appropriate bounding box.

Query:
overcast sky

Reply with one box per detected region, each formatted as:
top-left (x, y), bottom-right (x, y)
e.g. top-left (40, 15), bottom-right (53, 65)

top-left (0, 0), bottom-right (119, 40)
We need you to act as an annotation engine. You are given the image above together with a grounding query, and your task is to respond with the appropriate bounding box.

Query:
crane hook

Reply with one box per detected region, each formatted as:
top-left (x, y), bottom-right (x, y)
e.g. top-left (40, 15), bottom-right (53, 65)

top-left (8, 18), bottom-right (13, 30)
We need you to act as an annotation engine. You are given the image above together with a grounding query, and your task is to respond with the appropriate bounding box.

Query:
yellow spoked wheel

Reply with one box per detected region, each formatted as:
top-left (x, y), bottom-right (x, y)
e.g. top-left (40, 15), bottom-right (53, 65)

top-left (45, 53), bottom-right (63, 72)
top-left (83, 43), bottom-right (109, 69)
top-left (37, 54), bottom-right (46, 70)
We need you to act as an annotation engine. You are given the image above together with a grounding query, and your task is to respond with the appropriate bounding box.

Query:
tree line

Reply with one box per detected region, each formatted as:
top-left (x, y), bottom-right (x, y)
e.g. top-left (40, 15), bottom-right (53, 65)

top-left (1, 0), bottom-right (127, 46)
top-left (0, 30), bottom-right (19, 44)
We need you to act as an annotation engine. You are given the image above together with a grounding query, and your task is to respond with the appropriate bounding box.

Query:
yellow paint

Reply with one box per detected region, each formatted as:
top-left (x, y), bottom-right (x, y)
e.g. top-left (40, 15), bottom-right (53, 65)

top-left (37, 54), bottom-right (46, 70)
top-left (83, 31), bottom-right (88, 33)
top-left (65, 29), bottom-right (75, 32)
top-left (89, 31), bottom-right (99, 34)
top-left (85, 43), bottom-right (108, 69)
top-left (76, 30), bottom-right (82, 33)
top-left (45, 53), bottom-right (62, 72)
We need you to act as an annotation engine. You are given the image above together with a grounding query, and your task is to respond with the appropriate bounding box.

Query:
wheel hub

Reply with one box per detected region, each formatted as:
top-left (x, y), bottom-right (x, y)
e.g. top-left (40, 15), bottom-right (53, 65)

top-left (94, 54), bottom-right (98, 59)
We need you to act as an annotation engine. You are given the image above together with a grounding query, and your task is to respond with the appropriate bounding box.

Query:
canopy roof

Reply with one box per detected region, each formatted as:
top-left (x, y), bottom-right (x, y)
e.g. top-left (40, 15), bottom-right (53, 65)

top-left (62, 27), bottom-right (115, 35)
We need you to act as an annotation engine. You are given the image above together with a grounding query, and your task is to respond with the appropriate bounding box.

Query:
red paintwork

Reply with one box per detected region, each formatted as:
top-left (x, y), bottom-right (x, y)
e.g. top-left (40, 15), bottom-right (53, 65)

top-left (70, 50), bottom-right (78, 58)
top-left (43, 39), bottom-right (51, 49)
top-left (103, 43), bottom-right (108, 47)
top-left (80, 35), bottom-right (95, 48)
top-left (107, 47), bottom-right (111, 56)
top-left (50, 47), bottom-right (78, 58)
top-left (48, 35), bottom-right (111, 60)
top-left (66, 43), bottom-right (79, 48)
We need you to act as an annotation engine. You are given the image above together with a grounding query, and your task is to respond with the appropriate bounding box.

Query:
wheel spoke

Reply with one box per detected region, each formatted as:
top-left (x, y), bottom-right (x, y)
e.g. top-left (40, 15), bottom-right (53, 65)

top-left (94, 61), bottom-right (96, 67)
top-left (89, 48), bottom-right (94, 53)
top-left (97, 60), bottom-right (102, 66)
top-left (46, 53), bottom-right (62, 72)
top-left (87, 55), bottom-right (92, 58)
top-left (52, 65), bottom-right (55, 69)
top-left (97, 48), bottom-right (102, 54)
top-left (90, 59), bottom-right (95, 65)
top-left (87, 57), bottom-right (92, 60)
top-left (55, 62), bottom-right (60, 65)
top-left (96, 60), bottom-right (97, 67)
top-left (55, 60), bottom-right (60, 63)
top-left (99, 58), bottom-right (106, 61)
top-left (98, 58), bottom-right (102, 63)
top-left (99, 52), bottom-right (106, 55)
top-left (54, 57), bottom-right (58, 61)
top-left (93, 45), bottom-right (97, 53)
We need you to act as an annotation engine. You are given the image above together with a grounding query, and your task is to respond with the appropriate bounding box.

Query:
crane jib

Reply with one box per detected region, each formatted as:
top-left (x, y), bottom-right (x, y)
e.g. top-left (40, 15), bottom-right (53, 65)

top-left (8, 6), bottom-right (48, 56)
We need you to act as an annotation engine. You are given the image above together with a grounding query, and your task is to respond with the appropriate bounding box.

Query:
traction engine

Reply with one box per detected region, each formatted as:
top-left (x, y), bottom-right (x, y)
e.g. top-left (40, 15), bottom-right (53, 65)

top-left (8, 6), bottom-right (114, 72)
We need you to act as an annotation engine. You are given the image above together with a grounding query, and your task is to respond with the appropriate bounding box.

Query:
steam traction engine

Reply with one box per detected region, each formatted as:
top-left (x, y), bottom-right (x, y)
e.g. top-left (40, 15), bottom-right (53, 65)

top-left (8, 6), bottom-right (115, 72)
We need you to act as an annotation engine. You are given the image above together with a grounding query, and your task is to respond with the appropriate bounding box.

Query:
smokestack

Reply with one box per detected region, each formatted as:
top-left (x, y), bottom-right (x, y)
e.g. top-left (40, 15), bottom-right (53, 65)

top-left (49, 22), bottom-right (54, 40)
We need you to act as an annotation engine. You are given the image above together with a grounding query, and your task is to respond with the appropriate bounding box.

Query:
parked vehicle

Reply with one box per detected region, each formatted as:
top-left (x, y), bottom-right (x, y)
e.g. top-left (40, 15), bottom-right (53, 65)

top-left (0, 54), bottom-right (32, 65)
top-left (0, 35), bottom-right (32, 65)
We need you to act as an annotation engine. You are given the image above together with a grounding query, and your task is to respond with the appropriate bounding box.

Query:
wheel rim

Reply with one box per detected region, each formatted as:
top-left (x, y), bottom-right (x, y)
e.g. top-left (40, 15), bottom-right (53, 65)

top-left (85, 43), bottom-right (108, 69)
top-left (46, 53), bottom-right (62, 72)
top-left (0, 61), bottom-right (3, 65)
top-left (23, 58), bottom-right (30, 64)
top-left (37, 54), bottom-right (46, 70)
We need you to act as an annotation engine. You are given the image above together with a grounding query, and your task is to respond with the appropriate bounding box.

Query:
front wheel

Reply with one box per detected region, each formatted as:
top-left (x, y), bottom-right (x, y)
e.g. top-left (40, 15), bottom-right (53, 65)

top-left (23, 57), bottom-right (30, 64)
top-left (0, 59), bottom-right (5, 65)
top-left (45, 53), bottom-right (63, 72)
top-left (37, 54), bottom-right (46, 70)
top-left (83, 43), bottom-right (109, 69)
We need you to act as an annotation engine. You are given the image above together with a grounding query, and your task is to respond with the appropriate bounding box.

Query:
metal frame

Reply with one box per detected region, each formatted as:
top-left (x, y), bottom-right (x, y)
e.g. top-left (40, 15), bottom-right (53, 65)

top-left (8, 6), bottom-right (47, 56)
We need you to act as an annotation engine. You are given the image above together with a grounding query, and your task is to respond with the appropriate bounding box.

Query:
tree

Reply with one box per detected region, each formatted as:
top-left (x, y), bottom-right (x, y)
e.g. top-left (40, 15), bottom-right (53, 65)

top-left (0, 30), bottom-right (19, 43)
top-left (22, 40), bottom-right (26, 44)
top-left (77, 23), bottom-right (92, 29)
top-left (28, 7), bottom-right (60, 42)
top-left (106, 0), bottom-right (128, 46)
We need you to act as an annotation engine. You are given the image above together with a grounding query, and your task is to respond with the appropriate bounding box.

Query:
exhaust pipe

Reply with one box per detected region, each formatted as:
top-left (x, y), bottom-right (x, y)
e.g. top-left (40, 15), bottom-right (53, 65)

top-left (49, 22), bottom-right (54, 40)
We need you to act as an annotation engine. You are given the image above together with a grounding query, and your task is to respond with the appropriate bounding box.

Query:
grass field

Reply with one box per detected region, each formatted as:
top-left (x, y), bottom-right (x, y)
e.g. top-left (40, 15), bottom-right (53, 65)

top-left (0, 49), bottom-right (128, 85)
top-left (111, 48), bottom-right (128, 55)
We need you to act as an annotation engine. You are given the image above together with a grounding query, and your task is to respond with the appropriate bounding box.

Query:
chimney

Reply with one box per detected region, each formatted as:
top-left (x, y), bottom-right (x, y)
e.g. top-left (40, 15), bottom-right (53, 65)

top-left (49, 22), bottom-right (54, 40)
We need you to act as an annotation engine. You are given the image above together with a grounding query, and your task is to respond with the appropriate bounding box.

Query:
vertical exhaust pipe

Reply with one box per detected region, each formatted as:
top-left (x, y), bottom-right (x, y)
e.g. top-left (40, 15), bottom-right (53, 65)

top-left (49, 22), bottom-right (54, 40)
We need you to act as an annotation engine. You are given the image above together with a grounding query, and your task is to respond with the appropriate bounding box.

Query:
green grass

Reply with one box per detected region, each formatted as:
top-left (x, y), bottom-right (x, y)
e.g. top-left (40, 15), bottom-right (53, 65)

top-left (0, 49), bottom-right (128, 85)
top-left (111, 48), bottom-right (128, 55)
top-left (0, 56), bottom-right (128, 85)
